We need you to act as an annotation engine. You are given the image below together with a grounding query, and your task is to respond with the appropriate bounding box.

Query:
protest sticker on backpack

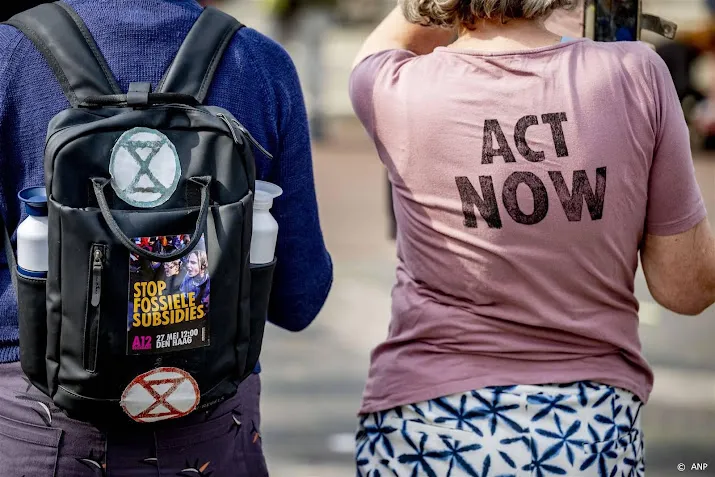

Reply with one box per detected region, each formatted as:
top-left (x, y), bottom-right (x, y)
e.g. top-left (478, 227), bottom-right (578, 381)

top-left (121, 367), bottom-right (200, 423)
top-left (128, 234), bottom-right (210, 355)
top-left (110, 127), bottom-right (181, 209)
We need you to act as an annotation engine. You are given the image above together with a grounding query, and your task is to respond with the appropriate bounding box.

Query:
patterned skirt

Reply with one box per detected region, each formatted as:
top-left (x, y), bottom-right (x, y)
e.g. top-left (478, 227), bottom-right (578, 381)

top-left (356, 382), bottom-right (645, 477)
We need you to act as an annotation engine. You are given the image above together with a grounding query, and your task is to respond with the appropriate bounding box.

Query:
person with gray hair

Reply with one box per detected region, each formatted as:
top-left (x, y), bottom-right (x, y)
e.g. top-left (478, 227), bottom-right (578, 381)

top-left (350, 0), bottom-right (713, 475)
top-left (401, 0), bottom-right (573, 24)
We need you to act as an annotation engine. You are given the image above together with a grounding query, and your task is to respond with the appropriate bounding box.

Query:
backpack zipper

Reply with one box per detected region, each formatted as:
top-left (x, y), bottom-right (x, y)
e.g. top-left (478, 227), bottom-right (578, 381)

top-left (231, 118), bottom-right (273, 160)
top-left (90, 247), bottom-right (103, 307)
top-left (85, 245), bottom-right (104, 372)
top-left (217, 113), bottom-right (243, 145)
top-left (216, 113), bottom-right (273, 159)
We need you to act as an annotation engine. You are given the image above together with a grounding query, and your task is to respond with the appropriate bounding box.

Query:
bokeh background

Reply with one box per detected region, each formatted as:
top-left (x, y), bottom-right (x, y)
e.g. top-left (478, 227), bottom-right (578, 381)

top-left (208, 1), bottom-right (715, 475)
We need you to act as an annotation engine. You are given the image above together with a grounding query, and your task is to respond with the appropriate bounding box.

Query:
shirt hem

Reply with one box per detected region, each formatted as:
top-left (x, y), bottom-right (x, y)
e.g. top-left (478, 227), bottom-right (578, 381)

top-left (358, 372), bottom-right (650, 415)
top-left (647, 206), bottom-right (708, 237)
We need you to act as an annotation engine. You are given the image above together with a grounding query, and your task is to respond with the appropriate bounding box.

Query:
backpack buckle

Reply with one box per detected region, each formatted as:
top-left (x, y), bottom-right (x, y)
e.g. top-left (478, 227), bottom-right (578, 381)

top-left (127, 82), bottom-right (152, 106)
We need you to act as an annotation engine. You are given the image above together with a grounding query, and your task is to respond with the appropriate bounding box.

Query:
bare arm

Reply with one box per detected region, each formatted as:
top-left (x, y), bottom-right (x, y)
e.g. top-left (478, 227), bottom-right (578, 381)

top-left (641, 218), bottom-right (715, 315)
top-left (353, 7), bottom-right (456, 69)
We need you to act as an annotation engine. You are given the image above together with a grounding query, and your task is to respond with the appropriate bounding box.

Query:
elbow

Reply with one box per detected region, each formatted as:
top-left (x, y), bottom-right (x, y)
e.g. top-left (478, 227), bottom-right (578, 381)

top-left (267, 307), bottom-right (315, 332)
top-left (658, 301), bottom-right (710, 316)
top-left (279, 317), bottom-right (314, 333)
top-left (268, 259), bottom-right (334, 332)
top-left (650, 288), bottom-right (715, 316)
top-left (269, 289), bottom-right (330, 332)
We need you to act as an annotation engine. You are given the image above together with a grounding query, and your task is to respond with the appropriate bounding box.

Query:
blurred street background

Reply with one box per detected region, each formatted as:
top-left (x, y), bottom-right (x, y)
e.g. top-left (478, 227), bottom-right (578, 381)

top-left (214, 1), bottom-right (715, 475)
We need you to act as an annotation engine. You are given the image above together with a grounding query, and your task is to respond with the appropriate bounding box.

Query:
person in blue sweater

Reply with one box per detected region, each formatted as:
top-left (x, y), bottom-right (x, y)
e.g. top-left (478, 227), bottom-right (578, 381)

top-left (0, 0), bottom-right (333, 475)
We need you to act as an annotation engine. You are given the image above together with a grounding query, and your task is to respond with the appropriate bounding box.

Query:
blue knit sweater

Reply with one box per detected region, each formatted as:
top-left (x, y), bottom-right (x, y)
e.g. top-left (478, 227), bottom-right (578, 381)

top-left (0, 0), bottom-right (333, 364)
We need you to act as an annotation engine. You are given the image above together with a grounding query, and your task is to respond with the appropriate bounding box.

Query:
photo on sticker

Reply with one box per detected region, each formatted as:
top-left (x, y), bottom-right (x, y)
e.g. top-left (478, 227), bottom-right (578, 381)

top-left (130, 235), bottom-right (190, 284)
top-left (179, 248), bottom-right (210, 314)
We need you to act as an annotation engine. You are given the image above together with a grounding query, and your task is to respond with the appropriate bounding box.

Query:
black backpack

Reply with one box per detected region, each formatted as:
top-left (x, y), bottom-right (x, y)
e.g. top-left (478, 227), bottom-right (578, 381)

top-left (0, 1), bottom-right (276, 427)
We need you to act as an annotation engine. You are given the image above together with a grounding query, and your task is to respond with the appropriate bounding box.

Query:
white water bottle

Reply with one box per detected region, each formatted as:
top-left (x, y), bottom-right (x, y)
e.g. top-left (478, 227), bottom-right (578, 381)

top-left (250, 181), bottom-right (283, 265)
top-left (16, 187), bottom-right (49, 278)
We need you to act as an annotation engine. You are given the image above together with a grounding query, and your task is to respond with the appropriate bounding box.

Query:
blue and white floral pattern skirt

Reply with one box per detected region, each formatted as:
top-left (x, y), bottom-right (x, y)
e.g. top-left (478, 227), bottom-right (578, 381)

top-left (356, 382), bottom-right (645, 477)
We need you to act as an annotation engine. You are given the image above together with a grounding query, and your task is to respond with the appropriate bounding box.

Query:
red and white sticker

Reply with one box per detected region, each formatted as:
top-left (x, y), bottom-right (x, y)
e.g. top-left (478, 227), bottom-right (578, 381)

top-left (120, 367), bottom-right (200, 423)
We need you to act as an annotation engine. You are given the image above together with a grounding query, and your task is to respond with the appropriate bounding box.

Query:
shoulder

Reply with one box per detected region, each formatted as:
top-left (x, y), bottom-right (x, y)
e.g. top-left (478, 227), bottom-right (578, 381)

top-left (580, 41), bottom-right (675, 114)
top-left (219, 27), bottom-right (302, 112)
top-left (571, 40), bottom-right (669, 107)
top-left (350, 49), bottom-right (419, 100)
top-left (0, 24), bottom-right (23, 44)
top-left (0, 24), bottom-right (34, 120)
top-left (348, 49), bottom-right (421, 134)
top-left (213, 26), bottom-right (303, 146)
top-left (352, 49), bottom-right (419, 82)
top-left (234, 27), bottom-right (290, 61)
top-left (576, 40), bottom-right (665, 78)
top-left (228, 27), bottom-right (298, 84)
top-left (0, 24), bottom-right (27, 75)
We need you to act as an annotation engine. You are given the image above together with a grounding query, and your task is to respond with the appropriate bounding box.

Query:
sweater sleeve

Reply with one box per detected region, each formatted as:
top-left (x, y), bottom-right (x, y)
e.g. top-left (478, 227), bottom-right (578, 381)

top-left (257, 39), bottom-right (333, 332)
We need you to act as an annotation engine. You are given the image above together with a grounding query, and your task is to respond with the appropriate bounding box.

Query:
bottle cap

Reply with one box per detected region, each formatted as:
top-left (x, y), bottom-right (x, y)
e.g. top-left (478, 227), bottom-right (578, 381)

top-left (254, 181), bottom-right (283, 210)
top-left (18, 187), bottom-right (48, 217)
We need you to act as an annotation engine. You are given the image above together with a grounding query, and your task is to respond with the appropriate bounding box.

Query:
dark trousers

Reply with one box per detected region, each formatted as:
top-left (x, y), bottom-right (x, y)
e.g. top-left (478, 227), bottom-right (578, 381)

top-left (0, 362), bottom-right (268, 477)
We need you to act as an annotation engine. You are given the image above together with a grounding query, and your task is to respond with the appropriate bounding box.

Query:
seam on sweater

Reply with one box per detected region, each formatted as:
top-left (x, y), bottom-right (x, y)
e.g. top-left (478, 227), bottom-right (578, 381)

top-left (7, 20), bottom-right (79, 105)
top-left (56, 2), bottom-right (122, 95)
top-left (198, 23), bottom-right (241, 102)
top-left (0, 27), bottom-right (27, 110)
top-left (0, 28), bottom-right (25, 72)
top-left (0, 27), bottom-right (32, 236)
top-left (67, 0), bottom-right (199, 6)
top-left (241, 29), bottom-right (285, 161)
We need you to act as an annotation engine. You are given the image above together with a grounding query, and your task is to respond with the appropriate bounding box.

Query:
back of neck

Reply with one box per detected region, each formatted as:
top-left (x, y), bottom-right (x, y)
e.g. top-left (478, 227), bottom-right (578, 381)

top-left (450, 18), bottom-right (562, 52)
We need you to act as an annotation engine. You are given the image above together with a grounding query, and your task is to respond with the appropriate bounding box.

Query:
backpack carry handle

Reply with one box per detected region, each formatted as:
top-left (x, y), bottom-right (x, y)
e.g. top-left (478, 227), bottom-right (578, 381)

top-left (79, 93), bottom-right (201, 108)
top-left (91, 176), bottom-right (212, 262)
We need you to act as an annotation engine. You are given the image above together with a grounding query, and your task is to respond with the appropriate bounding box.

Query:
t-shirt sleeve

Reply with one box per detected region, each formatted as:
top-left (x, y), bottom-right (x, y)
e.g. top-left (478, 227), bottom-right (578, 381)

top-left (349, 49), bottom-right (417, 138)
top-left (645, 49), bottom-right (707, 236)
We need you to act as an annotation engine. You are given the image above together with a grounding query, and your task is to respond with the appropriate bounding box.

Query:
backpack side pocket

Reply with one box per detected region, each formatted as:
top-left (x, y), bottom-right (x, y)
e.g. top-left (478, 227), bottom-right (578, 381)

top-left (244, 258), bottom-right (276, 380)
top-left (16, 272), bottom-right (49, 395)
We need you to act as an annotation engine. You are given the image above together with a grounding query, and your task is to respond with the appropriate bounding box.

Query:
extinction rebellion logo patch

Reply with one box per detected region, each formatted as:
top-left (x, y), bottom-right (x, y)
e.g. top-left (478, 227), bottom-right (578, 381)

top-left (120, 367), bottom-right (200, 423)
top-left (110, 128), bottom-right (181, 208)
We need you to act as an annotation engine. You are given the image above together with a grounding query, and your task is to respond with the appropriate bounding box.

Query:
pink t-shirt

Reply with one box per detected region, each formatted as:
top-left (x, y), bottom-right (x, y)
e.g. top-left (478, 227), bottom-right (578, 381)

top-left (350, 39), bottom-right (707, 414)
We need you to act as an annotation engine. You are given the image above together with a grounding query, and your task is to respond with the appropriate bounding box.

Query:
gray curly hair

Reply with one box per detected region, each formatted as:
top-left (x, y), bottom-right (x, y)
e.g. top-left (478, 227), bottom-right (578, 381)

top-left (400, 0), bottom-right (575, 27)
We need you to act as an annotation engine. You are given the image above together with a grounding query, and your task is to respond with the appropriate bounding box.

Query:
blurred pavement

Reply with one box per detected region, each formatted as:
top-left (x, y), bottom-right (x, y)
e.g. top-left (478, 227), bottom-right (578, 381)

top-left (217, 1), bottom-right (715, 475)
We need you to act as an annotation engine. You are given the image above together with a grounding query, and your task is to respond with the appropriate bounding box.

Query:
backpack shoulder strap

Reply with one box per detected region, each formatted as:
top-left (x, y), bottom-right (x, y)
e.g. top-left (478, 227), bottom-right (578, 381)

top-left (4, 1), bottom-right (122, 107)
top-left (157, 7), bottom-right (243, 103)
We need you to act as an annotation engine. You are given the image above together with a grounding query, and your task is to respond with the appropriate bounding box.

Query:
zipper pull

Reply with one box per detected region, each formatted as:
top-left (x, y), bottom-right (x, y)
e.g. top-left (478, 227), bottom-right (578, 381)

top-left (217, 113), bottom-right (243, 146)
top-left (217, 113), bottom-right (273, 160)
top-left (90, 247), bottom-right (103, 308)
top-left (231, 118), bottom-right (273, 160)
